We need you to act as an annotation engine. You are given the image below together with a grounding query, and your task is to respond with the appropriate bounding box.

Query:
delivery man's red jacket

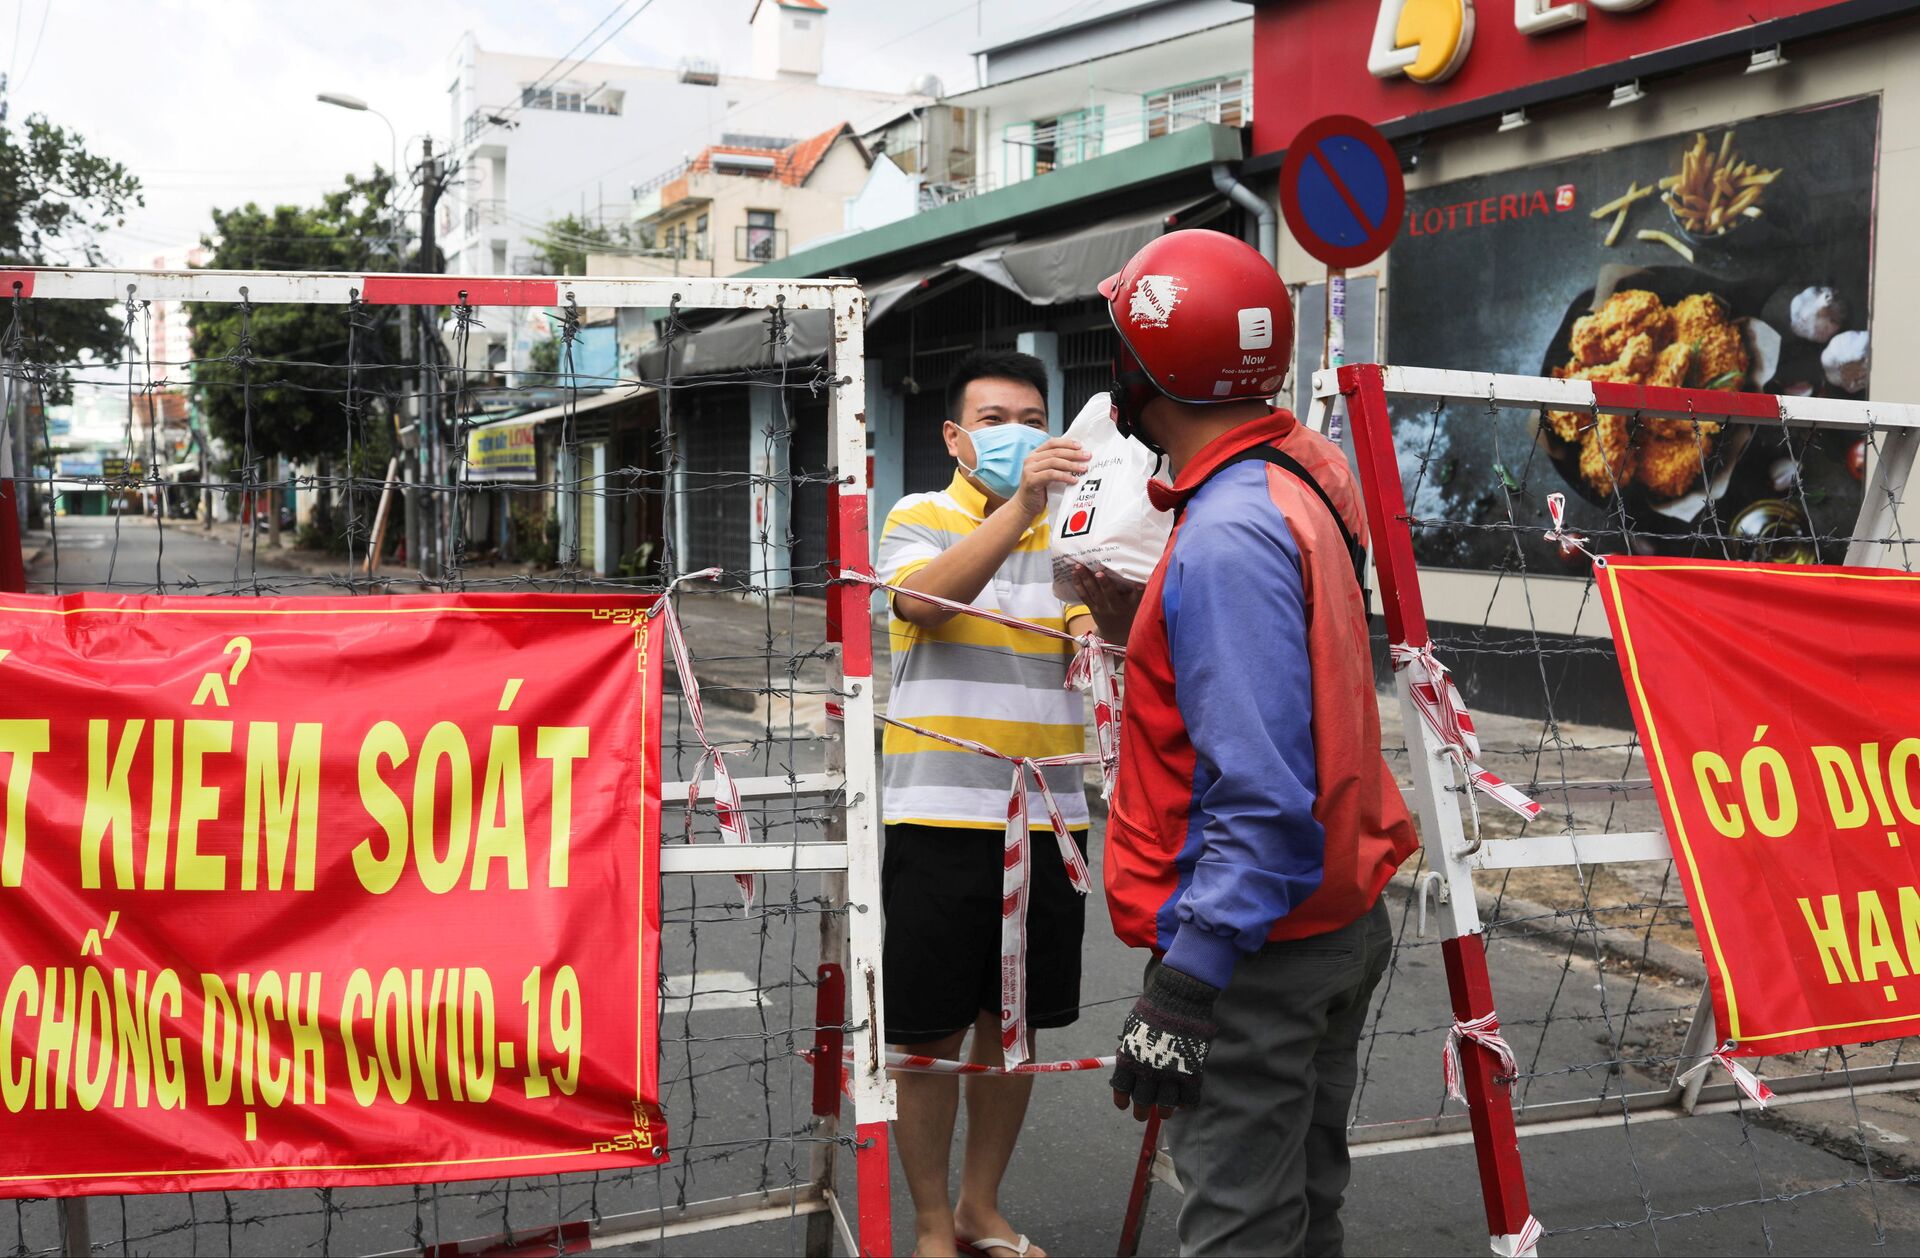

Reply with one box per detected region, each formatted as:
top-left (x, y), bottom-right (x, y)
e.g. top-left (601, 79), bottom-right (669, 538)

top-left (1104, 410), bottom-right (1418, 988)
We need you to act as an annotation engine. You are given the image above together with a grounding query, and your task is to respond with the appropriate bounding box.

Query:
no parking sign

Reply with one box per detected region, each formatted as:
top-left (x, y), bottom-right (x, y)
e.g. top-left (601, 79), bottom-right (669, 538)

top-left (1279, 115), bottom-right (1404, 436)
top-left (1278, 114), bottom-right (1406, 270)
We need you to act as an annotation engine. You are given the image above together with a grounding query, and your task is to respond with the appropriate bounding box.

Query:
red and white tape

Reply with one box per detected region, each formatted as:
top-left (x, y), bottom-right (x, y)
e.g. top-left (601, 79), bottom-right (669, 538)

top-left (847, 571), bottom-right (1126, 797)
top-left (1390, 642), bottom-right (1541, 829)
top-left (658, 569), bottom-right (755, 909)
top-left (1492, 1214), bottom-right (1545, 1257)
top-left (1541, 490), bottom-right (1604, 566)
top-left (1442, 1011), bottom-right (1519, 1103)
top-left (1066, 630), bottom-right (1123, 801)
top-left (805, 1047), bottom-right (1114, 1077)
top-left (880, 714), bottom-right (1095, 1067)
top-left (1676, 1045), bottom-right (1773, 1107)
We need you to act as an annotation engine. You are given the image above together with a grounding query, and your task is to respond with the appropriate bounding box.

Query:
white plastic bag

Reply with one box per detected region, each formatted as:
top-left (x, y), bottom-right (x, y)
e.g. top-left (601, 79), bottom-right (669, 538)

top-left (1048, 391), bottom-right (1173, 598)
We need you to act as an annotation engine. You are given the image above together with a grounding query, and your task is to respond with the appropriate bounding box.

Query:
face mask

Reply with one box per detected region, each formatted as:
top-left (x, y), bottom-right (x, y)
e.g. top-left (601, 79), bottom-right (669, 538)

top-left (957, 422), bottom-right (1048, 499)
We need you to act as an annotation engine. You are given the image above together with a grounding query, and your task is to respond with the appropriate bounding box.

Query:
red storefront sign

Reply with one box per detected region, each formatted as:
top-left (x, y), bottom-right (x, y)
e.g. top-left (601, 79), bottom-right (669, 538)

top-left (1249, 1), bottom-right (1865, 156)
top-left (1598, 559), bottom-right (1920, 1055)
top-left (0, 592), bottom-right (666, 1195)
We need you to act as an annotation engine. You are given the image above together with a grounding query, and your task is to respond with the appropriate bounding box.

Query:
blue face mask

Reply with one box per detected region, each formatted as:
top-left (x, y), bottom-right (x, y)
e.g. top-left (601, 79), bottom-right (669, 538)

top-left (957, 422), bottom-right (1048, 500)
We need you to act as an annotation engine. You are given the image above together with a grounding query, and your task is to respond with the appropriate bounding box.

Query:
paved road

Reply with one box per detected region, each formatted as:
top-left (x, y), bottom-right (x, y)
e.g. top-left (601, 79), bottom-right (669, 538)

top-left (12, 521), bottom-right (1918, 1255)
top-left (26, 514), bottom-right (324, 596)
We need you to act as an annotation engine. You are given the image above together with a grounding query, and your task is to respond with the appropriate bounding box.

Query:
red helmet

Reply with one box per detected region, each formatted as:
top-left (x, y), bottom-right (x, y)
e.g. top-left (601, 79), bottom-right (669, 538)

top-left (1098, 229), bottom-right (1293, 405)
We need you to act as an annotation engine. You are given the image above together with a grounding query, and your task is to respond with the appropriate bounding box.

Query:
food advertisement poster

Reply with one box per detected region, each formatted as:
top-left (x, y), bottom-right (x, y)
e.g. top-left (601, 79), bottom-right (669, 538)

top-left (0, 593), bottom-right (667, 1196)
top-left (1385, 97), bottom-right (1879, 571)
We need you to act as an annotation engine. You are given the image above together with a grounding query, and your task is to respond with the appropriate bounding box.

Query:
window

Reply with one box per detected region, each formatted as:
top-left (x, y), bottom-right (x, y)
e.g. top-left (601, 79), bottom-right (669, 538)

top-left (519, 82), bottom-right (623, 116)
top-left (1032, 118), bottom-right (1059, 177)
top-left (744, 210), bottom-right (777, 262)
top-left (792, 16), bottom-right (811, 28)
top-left (1145, 75), bottom-right (1249, 139)
top-left (1026, 108), bottom-right (1102, 178)
top-left (695, 213), bottom-right (710, 261)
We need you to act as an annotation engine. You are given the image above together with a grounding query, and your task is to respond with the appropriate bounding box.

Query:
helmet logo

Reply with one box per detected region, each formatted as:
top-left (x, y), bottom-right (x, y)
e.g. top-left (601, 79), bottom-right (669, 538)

top-left (1128, 274), bottom-right (1186, 330)
top-left (1237, 308), bottom-right (1274, 350)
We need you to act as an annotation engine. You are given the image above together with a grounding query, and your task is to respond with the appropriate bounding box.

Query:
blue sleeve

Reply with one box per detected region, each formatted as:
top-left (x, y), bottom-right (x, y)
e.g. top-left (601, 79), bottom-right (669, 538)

top-left (1160, 505), bottom-right (1325, 990)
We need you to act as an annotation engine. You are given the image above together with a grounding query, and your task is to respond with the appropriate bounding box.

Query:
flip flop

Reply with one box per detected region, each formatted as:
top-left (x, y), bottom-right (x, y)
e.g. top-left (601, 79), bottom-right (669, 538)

top-left (957, 1236), bottom-right (1033, 1258)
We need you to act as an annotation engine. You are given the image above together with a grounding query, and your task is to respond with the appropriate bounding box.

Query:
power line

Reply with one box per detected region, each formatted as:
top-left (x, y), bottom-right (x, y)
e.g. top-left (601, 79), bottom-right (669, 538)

top-left (538, 0), bottom-right (992, 208)
top-left (5, 0), bottom-right (22, 87)
top-left (14, 0), bottom-right (48, 94)
top-left (463, 0), bottom-right (661, 150)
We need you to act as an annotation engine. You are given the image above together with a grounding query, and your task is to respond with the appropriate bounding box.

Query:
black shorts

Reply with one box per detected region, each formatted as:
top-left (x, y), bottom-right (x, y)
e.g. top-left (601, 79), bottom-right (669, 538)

top-left (881, 822), bottom-right (1089, 1045)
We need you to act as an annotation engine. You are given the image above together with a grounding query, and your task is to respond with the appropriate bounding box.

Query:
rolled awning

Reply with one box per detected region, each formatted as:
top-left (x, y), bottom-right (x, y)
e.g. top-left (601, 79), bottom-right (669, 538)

top-left (633, 196), bottom-right (1223, 378)
top-left (952, 196), bottom-right (1224, 306)
top-left (636, 262), bottom-right (947, 379)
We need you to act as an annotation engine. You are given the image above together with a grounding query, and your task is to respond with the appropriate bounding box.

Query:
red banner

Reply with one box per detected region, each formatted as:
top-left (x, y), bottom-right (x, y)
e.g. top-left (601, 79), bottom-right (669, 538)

top-left (1598, 558), bottom-right (1920, 1055)
top-left (0, 592), bottom-right (666, 1196)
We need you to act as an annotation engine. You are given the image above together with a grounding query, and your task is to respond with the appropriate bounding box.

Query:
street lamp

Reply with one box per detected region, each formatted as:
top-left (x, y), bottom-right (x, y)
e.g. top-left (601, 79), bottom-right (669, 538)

top-left (317, 92), bottom-right (400, 253)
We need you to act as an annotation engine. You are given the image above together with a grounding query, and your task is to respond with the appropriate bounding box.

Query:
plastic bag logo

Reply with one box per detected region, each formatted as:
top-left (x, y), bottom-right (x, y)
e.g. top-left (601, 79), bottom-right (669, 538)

top-left (1129, 275), bottom-right (1186, 330)
top-left (1062, 479), bottom-right (1101, 538)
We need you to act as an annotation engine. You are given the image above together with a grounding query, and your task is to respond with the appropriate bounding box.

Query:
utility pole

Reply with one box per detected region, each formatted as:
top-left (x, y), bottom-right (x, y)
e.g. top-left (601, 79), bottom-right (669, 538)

top-left (416, 137), bottom-right (447, 581)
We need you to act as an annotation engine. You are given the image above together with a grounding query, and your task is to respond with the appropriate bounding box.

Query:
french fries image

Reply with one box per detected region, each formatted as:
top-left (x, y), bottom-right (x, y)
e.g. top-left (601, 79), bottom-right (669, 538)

top-left (1660, 130), bottom-right (1781, 238)
top-left (1638, 229), bottom-right (1695, 263)
top-left (1590, 182), bottom-right (1654, 220)
top-left (1593, 182), bottom-right (1654, 247)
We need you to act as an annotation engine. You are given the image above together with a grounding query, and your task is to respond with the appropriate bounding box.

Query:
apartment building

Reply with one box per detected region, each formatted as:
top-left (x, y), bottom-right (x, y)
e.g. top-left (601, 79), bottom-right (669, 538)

top-left (957, 0), bottom-right (1251, 195)
top-left (632, 123), bottom-right (871, 274)
top-left (441, 1), bottom-right (926, 374)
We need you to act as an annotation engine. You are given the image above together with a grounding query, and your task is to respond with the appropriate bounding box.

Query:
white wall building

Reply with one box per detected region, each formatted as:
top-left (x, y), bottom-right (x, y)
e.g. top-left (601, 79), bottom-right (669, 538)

top-left (830, 0), bottom-right (1252, 244)
top-left (142, 246), bottom-right (210, 381)
top-left (442, 1), bottom-right (926, 374)
top-left (956, 0), bottom-right (1251, 197)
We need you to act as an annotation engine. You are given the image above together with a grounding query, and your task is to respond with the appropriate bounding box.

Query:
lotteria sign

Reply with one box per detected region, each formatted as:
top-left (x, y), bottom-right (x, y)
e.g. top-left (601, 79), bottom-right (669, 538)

top-left (1251, 0), bottom-right (1867, 155)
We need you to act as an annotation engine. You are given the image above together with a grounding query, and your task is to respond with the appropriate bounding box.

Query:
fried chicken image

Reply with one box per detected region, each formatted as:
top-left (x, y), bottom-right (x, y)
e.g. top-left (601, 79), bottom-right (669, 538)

top-left (1649, 340), bottom-right (1693, 388)
top-left (1668, 294), bottom-right (1729, 345)
top-left (1640, 342), bottom-right (1726, 440)
top-left (1569, 290), bottom-right (1670, 367)
top-left (1547, 288), bottom-right (1751, 499)
top-left (1577, 412), bottom-right (1637, 494)
top-left (1636, 437), bottom-right (1707, 500)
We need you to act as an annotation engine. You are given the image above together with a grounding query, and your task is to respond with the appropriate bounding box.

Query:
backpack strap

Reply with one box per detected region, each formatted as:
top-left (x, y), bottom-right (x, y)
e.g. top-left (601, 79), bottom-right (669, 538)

top-left (1192, 445), bottom-right (1370, 602)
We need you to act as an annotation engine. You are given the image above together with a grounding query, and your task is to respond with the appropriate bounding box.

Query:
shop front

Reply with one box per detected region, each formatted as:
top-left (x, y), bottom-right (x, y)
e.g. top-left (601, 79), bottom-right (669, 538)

top-left (464, 390), bottom-right (664, 578)
top-left (1244, 0), bottom-right (1920, 719)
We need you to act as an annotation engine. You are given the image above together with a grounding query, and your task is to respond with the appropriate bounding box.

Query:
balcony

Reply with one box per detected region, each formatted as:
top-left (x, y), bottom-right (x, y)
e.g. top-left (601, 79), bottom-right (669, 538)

top-left (995, 78), bottom-right (1252, 189)
top-left (736, 225), bottom-right (786, 264)
top-left (919, 174), bottom-right (994, 209)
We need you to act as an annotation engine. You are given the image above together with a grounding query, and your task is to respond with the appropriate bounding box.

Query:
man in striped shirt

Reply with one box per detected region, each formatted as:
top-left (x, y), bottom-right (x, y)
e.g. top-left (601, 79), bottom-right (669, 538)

top-left (878, 350), bottom-right (1133, 1258)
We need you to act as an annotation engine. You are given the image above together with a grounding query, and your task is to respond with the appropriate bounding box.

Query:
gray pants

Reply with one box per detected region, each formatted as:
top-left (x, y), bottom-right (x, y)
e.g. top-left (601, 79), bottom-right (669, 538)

top-left (1162, 899), bottom-right (1394, 1257)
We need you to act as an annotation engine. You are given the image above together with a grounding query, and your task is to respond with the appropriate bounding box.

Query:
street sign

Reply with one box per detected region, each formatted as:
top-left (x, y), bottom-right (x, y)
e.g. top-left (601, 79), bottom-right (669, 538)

top-left (1278, 114), bottom-right (1406, 269)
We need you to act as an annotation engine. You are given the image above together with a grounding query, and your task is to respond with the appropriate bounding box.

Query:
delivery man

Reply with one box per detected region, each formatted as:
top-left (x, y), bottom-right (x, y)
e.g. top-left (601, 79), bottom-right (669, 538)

top-left (1097, 229), bottom-right (1420, 1255)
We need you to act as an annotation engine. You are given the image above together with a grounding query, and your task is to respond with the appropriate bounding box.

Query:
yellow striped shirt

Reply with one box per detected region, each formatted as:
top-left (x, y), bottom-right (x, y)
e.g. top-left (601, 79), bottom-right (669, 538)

top-left (879, 472), bottom-right (1090, 830)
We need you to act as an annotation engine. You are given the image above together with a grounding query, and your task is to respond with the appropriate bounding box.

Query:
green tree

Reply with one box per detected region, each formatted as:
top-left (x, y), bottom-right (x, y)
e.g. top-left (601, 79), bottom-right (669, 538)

top-left (188, 170), bottom-right (404, 464)
top-left (528, 335), bottom-right (562, 379)
top-left (0, 104), bottom-right (144, 390)
top-left (529, 212), bottom-right (633, 277)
